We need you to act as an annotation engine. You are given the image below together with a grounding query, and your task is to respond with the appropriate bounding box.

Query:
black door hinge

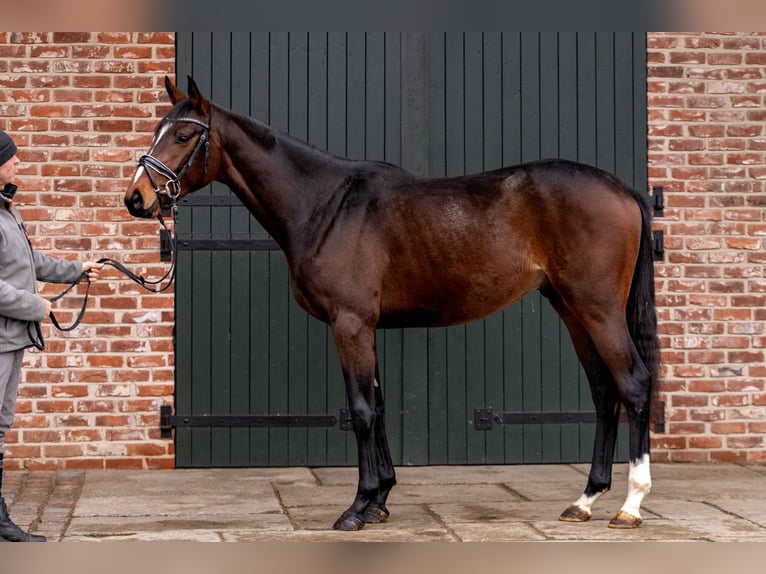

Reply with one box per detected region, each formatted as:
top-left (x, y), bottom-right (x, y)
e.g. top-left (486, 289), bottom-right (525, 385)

top-left (159, 405), bottom-right (349, 438)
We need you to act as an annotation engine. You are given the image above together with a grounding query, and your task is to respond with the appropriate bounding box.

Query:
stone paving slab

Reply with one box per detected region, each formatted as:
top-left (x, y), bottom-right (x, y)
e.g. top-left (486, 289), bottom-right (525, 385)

top-left (74, 469), bottom-right (283, 517)
top-left (706, 498), bottom-right (766, 527)
top-left (2, 463), bottom-right (766, 542)
top-left (65, 513), bottom-right (294, 542)
top-left (284, 504), bottom-right (454, 542)
top-left (447, 521), bottom-right (547, 542)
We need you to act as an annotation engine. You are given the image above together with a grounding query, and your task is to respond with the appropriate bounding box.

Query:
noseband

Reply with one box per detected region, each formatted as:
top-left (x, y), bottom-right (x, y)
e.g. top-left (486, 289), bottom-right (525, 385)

top-left (138, 112), bottom-right (211, 202)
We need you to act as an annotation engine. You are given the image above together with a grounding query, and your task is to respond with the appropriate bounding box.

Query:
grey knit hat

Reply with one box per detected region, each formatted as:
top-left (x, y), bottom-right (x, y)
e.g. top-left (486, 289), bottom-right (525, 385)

top-left (0, 130), bottom-right (18, 166)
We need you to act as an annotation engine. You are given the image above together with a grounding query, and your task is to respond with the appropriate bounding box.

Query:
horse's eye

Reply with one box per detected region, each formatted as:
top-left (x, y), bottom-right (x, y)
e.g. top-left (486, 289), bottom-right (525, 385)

top-left (176, 133), bottom-right (191, 144)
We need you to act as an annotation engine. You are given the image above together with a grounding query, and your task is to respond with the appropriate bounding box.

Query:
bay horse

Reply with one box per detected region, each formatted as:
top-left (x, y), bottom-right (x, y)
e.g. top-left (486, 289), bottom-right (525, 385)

top-left (125, 76), bottom-right (659, 531)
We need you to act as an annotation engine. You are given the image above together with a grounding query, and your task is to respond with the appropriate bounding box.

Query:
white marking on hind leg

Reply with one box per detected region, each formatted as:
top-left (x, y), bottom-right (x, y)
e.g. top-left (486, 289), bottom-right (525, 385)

top-left (571, 489), bottom-right (606, 518)
top-left (619, 453), bottom-right (651, 519)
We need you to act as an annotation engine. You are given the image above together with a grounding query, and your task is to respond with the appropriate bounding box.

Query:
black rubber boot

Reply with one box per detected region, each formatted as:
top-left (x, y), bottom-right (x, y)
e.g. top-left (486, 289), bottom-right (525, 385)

top-left (0, 497), bottom-right (46, 542)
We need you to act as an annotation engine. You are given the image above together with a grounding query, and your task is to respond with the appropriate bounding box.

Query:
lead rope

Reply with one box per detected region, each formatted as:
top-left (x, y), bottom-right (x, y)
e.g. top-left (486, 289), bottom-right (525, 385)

top-left (29, 208), bottom-right (178, 350)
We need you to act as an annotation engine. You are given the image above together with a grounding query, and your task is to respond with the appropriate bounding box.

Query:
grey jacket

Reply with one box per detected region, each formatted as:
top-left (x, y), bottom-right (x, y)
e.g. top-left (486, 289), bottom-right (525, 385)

top-left (0, 198), bottom-right (82, 352)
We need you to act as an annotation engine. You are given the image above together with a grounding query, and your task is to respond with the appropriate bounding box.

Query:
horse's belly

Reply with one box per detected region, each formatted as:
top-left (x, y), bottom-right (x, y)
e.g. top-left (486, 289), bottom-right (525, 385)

top-left (378, 269), bottom-right (546, 329)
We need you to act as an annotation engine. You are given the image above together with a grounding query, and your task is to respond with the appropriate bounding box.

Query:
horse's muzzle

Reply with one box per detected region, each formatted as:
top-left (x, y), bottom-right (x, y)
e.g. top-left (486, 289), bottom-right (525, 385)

top-left (125, 190), bottom-right (155, 218)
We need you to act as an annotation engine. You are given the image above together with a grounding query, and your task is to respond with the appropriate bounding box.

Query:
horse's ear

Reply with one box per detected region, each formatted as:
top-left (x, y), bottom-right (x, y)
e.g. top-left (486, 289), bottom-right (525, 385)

top-left (165, 75), bottom-right (186, 105)
top-left (187, 75), bottom-right (210, 116)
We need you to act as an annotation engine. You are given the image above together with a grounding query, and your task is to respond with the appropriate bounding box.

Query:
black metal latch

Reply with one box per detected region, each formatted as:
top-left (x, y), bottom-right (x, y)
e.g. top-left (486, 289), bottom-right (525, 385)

top-left (651, 185), bottom-right (664, 261)
top-left (652, 185), bottom-right (664, 218)
top-left (159, 228), bottom-right (173, 262)
top-left (159, 405), bottom-right (351, 438)
top-left (652, 230), bottom-right (664, 261)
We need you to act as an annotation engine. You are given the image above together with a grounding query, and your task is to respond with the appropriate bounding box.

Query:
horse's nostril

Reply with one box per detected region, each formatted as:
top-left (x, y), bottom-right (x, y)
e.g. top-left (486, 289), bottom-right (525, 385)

top-left (129, 190), bottom-right (144, 212)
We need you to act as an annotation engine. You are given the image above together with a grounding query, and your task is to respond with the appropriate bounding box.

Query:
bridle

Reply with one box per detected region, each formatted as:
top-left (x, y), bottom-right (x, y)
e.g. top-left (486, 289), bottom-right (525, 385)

top-left (124, 108), bottom-right (213, 293)
top-left (138, 112), bottom-right (211, 203)
top-left (31, 109), bottom-right (214, 349)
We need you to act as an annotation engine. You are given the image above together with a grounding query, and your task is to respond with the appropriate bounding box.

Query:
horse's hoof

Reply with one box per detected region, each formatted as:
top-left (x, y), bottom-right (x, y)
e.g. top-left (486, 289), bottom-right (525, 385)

top-left (608, 510), bottom-right (643, 529)
top-left (559, 505), bottom-right (591, 523)
top-left (363, 504), bottom-right (390, 524)
top-left (333, 512), bottom-right (366, 531)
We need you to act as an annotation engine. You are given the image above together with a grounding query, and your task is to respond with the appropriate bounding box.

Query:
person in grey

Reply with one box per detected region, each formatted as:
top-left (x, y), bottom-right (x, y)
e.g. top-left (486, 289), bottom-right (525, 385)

top-left (0, 130), bottom-right (104, 542)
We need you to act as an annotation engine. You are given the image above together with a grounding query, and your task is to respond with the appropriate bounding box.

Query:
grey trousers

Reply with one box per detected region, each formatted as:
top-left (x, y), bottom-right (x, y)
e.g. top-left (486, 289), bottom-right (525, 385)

top-left (0, 350), bottom-right (25, 454)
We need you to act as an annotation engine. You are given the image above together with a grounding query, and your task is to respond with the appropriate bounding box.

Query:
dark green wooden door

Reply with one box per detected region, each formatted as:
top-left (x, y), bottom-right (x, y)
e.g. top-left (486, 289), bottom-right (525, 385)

top-left (173, 32), bottom-right (647, 467)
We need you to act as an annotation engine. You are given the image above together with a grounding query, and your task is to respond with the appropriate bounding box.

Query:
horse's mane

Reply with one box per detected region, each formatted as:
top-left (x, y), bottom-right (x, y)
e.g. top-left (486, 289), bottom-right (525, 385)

top-left (222, 104), bottom-right (408, 178)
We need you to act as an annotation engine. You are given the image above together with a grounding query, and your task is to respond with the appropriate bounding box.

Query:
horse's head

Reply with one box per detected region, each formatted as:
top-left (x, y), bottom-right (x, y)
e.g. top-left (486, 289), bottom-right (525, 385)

top-left (125, 75), bottom-right (215, 218)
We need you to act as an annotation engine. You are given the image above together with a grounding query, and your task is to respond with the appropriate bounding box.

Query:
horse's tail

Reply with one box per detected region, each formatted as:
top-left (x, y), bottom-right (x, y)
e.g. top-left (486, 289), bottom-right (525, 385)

top-left (626, 190), bottom-right (660, 411)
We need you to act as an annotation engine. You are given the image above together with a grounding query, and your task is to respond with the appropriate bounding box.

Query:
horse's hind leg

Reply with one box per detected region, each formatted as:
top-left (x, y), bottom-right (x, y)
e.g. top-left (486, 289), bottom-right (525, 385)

top-left (572, 311), bottom-right (653, 528)
top-left (547, 295), bottom-right (623, 523)
top-left (609, 362), bottom-right (652, 528)
top-left (560, 362), bottom-right (622, 522)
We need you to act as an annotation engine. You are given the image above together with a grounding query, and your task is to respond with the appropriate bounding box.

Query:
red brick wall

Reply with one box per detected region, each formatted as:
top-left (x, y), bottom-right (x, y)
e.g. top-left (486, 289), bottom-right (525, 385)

top-left (648, 32), bottom-right (766, 463)
top-left (2, 32), bottom-right (765, 469)
top-left (0, 32), bottom-right (175, 470)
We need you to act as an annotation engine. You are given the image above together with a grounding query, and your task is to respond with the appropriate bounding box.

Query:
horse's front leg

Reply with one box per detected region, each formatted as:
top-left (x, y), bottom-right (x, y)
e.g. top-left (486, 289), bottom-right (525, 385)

top-left (362, 379), bottom-right (396, 524)
top-left (330, 310), bottom-right (386, 531)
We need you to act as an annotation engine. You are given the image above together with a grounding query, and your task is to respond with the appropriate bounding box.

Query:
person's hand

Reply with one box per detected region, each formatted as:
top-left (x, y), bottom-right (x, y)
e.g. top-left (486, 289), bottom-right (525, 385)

top-left (82, 261), bottom-right (104, 282)
top-left (43, 299), bottom-right (52, 319)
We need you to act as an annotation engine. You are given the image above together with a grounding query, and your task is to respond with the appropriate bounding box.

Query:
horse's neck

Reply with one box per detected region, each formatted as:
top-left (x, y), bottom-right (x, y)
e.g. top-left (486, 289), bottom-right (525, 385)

top-left (218, 111), bottom-right (348, 254)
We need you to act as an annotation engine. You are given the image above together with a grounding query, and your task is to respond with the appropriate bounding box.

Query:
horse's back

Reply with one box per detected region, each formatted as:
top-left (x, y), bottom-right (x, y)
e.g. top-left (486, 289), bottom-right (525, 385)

top-left (372, 158), bottom-right (642, 260)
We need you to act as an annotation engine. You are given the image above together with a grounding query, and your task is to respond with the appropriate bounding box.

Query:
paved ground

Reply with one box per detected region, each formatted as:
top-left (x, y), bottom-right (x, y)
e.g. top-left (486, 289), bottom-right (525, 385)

top-left (4, 462), bottom-right (766, 542)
